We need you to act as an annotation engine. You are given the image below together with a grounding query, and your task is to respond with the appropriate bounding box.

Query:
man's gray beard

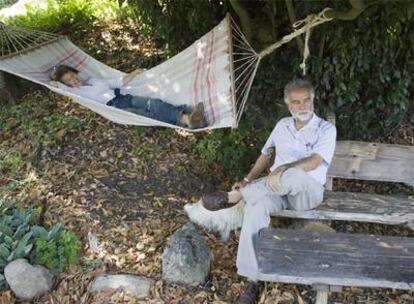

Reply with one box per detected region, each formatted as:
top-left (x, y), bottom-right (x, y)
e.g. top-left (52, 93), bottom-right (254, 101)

top-left (292, 111), bottom-right (314, 122)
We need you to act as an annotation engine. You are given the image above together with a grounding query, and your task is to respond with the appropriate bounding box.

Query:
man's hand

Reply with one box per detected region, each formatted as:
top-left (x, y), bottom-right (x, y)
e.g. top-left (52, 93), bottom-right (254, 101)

top-left (265, 165), bottom-right (288, 192)
top-left (232, 180), bottom-right (248, 190)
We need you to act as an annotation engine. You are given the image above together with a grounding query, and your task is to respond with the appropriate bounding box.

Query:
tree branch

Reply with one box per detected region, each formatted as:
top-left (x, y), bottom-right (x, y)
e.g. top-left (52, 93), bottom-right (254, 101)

top-left (263, 0), bottom-right (277, 42)
top-left (229, 0), bottom-right (253, 43)
top-left (285, 0), bottom-right (304, 55)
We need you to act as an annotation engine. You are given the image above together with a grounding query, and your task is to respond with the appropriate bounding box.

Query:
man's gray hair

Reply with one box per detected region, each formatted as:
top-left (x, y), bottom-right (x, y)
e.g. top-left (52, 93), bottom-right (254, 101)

top-left (283, 78), bottom-right (315, 103)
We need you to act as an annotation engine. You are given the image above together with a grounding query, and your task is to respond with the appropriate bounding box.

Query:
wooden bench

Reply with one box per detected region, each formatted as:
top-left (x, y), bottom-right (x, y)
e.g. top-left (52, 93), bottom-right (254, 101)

top-left (257, 140), bottom-right (414, 303)
top-left (272, 141), bottom-right (414, 228)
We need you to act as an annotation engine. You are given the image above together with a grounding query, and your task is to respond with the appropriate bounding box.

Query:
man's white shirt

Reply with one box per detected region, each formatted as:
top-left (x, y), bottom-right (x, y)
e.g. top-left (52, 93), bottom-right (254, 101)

top-left (57, 77), bottom-right (123, 104)
top-left (261, 114), bottom-right (337, 185)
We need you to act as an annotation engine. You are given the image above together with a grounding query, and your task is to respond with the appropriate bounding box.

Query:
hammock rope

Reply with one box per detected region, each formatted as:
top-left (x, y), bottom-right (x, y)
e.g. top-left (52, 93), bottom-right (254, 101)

top-left (229, 16), bottom-right (260, 124)
top-left (0, 22), bottom-right (62, 58)
top-left (231, 7), bottom-right (333, 123)
top-left (258, 8), bottom-right (333, 58)
top-left (0, 8), bottom-right (333, 130)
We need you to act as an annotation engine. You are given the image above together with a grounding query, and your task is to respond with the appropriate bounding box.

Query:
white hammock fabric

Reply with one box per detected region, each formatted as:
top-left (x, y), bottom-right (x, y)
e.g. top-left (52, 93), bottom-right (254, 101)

top-left (0, 15), bottom-right (256, 130)
top-left (0, 9), bottom-right (333, 130)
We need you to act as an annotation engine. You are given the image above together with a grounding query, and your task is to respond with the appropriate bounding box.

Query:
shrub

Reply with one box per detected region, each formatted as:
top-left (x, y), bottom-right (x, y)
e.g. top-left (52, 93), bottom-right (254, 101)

top-left (0, 199), bottom-right (81, 288)
top-left (6, 0), bottom-right (125, 34)
top-left (128, 0), bottom-right (229, 56)
top-left (195, 115), bottom-right (274, 178)
top-left (32, 226), bottom-right (81, 273)
top-left (0, 0), bottom-right (17, 10)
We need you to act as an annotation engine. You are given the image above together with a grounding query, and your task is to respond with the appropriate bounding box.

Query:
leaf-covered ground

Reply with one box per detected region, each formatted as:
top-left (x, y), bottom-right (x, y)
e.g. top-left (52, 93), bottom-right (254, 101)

top-left (1, 20), bottom-right (414, 303)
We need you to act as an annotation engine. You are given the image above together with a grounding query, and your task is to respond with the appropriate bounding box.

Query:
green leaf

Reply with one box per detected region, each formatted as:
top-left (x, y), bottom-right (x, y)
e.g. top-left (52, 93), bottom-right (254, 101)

top-left (31, 225), bottom-right (48, 239)
top-left (4, 236), bottom-right (13, 245)
top-left (0, 258), bottom-right (7, 270)
top-left (47, 223), bottom-right (62, 240)
top-left (24, 244), bottom-right (33, 255)
top-left (0, 244), bottom-right (10, 259)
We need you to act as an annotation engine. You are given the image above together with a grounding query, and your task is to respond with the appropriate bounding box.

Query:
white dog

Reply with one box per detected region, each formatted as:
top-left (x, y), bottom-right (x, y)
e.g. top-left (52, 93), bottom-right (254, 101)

top-left (184, 200), bottom-right (245, 241)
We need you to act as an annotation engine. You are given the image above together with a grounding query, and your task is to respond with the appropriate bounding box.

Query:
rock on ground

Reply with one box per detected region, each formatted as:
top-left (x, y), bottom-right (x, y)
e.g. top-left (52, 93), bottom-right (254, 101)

top-left (4, 258), bottom-right (53, 300)
top-left (90, 274), bottom-right (153, 298)
top-left (162, 223), bottom-right (211, 285)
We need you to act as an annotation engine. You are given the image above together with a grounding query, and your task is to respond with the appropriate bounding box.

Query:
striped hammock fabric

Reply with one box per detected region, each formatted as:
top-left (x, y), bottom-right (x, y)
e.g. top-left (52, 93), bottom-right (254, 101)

top-left (0, 15), bottom-right (260, 130)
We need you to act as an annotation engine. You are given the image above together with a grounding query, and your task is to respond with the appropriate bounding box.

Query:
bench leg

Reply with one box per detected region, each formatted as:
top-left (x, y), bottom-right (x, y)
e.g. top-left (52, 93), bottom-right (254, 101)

top-left (315, 290), bottom-right (328, 304)
top-left (313, 285), bottom-right (342, 304)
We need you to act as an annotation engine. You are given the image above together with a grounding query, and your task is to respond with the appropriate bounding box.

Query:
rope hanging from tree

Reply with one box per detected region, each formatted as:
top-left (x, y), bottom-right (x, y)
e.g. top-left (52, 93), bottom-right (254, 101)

top-left (229, 7), bottom-right (334, 122)
top-left (257, 8), bottom-right (334, 75)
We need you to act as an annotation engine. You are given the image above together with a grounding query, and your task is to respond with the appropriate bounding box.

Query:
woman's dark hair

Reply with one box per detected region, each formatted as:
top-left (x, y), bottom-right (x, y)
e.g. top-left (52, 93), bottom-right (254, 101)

top-left (50, 65), bottom-right (79, 82)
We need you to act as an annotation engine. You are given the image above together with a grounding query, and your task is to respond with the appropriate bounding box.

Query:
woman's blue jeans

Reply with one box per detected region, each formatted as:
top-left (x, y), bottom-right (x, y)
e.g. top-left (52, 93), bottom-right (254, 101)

top-left (107, 94), bottom-right (188, 126)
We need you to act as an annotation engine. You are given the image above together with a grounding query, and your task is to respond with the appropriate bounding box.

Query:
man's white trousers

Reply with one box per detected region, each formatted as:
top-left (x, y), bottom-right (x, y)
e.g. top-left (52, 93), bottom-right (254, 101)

top-left (237, 168), bottom-right (324, 280)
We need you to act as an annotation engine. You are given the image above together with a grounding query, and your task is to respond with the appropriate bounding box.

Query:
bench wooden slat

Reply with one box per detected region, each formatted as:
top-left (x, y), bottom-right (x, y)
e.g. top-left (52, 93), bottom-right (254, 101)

top-left (257, 228), bottom-right (414, 290)
top-left (328, 141), bottom-right (414, 184)
top-left (271, 191), bottom-right (414, 226)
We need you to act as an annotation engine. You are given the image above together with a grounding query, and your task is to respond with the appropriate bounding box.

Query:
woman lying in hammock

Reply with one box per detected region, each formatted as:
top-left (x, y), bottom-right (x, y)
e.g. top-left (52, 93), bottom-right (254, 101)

top-left (49, 65), bottom-right (207, 129)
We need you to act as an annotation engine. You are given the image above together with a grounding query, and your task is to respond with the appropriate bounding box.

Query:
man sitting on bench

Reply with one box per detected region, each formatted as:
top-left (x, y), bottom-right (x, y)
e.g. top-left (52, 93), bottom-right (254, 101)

top-left (201, 79), bottom-right (337, 303)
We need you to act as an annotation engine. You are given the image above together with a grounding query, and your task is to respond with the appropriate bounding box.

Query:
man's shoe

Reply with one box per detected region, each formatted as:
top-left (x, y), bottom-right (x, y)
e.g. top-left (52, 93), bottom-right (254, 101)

top-left (201, 191), bottom-right (234, 211)
top-left (237, 281), bottom-right (263, 304)
top-left (188, 103), bottom-right (207, 129)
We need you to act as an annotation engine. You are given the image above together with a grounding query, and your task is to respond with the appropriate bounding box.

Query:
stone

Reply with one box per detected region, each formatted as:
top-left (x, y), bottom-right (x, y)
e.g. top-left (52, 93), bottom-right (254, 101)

top-left (4, 259), bottom-right (53, 300)
top-left (90, 274), bottom-right (153, 298)
top-left (162, 223), bottom-right (211, 285)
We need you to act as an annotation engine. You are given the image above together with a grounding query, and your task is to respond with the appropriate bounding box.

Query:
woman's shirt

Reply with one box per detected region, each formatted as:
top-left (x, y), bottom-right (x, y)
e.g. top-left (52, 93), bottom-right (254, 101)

top-left (57, 77), bottom-right (123, 104)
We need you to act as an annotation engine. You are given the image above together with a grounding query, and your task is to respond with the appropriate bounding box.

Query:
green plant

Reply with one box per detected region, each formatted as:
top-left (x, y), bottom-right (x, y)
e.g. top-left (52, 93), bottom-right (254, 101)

top-left (0, 151), bottom-right (24, 176)
top-left (195, 116), bottom-right (272, 178)
top-left (58, 230), bottom-right (82, 266)
top-left (128, 0), bottom-right (229, 56)
top-left (0, 96), bottom-right (84, 146)
top-left (32, 224), bottom-right (81, 273)
top-left (43, 113), bottom-right (80, 138)
top-left (6, 0), bottom-right (125, 34)
top-left (0, 204), bottom-right (35, 287)
top-left (0, 200), bottom-right (82, 288)
top-left (0, 0), bottom-right (17, 10)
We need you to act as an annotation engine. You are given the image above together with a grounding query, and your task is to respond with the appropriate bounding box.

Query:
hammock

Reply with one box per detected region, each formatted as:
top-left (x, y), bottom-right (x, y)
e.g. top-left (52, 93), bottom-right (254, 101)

top-left (0, 10), bottom-right (332, 130)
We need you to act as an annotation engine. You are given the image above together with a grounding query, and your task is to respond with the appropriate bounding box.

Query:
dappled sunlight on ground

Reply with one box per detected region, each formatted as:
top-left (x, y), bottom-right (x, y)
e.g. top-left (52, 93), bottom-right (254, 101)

top-left (0, 0), bottom-right (48, 18)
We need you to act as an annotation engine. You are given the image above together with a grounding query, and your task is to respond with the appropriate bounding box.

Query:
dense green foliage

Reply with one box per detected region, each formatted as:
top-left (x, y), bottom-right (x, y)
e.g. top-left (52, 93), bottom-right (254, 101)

top-left (0, 0), bottom-right (17, 10)
top-left (128, 0), bottom-right (229, 57)
top-left (7, 0), bottom-right (124, 34)
top-left (194, 113), bottom-right (275, 177)
top-left (0, 199), bottom-right (81, 288)
top-left (306, 2), bottom-right (414, 140)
